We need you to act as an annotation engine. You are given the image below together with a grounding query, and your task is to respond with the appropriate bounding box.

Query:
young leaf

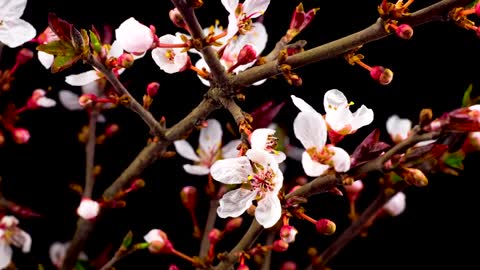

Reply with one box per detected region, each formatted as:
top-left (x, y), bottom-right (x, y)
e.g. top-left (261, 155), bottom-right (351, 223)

top-left (462, 84), bottom-right (473, 107)
top-left (122, 230), bottom-right (133, 248)
top-left (89, 30), bottom-right (102, 53)
top-left (48, 13), bottom-right (73, 42)
top-left (350, 129), bottom-right (390, 167)
top-left (37, 40), bottom-right (76, 56)
top-left (250, 100), bottom-right (286, 129)
top-left (442, 150), bottom-right (465, 170)
top-left (52, 54), bottom-right (82, 73)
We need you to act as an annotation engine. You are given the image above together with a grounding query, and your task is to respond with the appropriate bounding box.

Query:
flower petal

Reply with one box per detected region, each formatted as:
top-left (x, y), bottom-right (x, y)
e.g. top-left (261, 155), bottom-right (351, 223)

top-left (0, 240), bottom-right (13, 269)
top-left (49, 242), bottom-right (67, 267)
top-left (246, 149), bottom-right (276, 168)
top-left (255, 193), bottom-right (281, 228)
top-left (217, 188), bottom-right (257, 218)
top-left (224, 13), bottom-right (240, 41)
top-left (221, 139), bottom-right (241, 158)
top-left (221, 0), bottom-right (239, 13)
top-left (351, 105), bottom-right (374, 131)
top-left (65, 70), bottom-right (101, 86)
top-left (38, 51), bottom-right (54, 69)
top-left (272, 151), bottom-right (287, 164)
top-left (36, 97), bottom-right (56, 108)
top-left (210, 156), bottom-right (252, 184)
top-left (250, 128), bottom-right (274, 150)
top-left (293, 111), bottom-right (327, 150)
top-left (18, 230), bottom-right (31, 253)
top-left (194, 58), bottom-right (211, 86)
top-left (58, 90), bottom-right (82, 111)
top-left (383, 192), bottom-right (406, 216)
top-left (327, 145), bottom-right (351, 172)
top-left (108, 40), bottom-right (124, 58)
top-left (386, 115), bottom-right (411, 141)
top-left (291, 95), bottom-right (318, 113)
top-left (323, 89), bottom-right (349, 115)
top-left (0, 19), bottom-right (36, 48)
top-left (115, 17), bottom-right (153, 53)
top-left (199, 119), bottom-right (222, 154)
top-left (325, 107), bottom-right (352, 132)
top-left (0, 0), bottom-right (27, 20)
top-left (243, 0), bottom-right (270, 18)
top-left (183, 164), bottom-right (210, 175)
top-left (173, 140), bottom-right (200, 161)
top-left (301, 151), bottom-right (329, 177)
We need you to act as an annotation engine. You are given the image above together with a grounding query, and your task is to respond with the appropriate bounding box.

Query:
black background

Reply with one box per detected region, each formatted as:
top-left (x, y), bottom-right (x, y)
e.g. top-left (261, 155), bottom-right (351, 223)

top-left (1, 0), bottom-right (479, 269)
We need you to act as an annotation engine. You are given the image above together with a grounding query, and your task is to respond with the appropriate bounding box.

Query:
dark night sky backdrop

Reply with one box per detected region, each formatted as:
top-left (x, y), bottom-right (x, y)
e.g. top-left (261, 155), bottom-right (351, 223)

top-left (1, 0), bottom-right (479, 269)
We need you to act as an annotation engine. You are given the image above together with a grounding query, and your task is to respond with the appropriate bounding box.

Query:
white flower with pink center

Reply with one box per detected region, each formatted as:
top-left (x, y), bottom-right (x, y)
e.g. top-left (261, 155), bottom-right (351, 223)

top-left (250, 128), bottom-right (286, 163)
top-left (174, 119), bottom-right (240, 175)
top-left (386, 115), bottom-right (412, 143)
top-left (293, 111), bottom-right (351, 177)
top-left (115, 17), bottom-right (153, 54)
top-left (0, 0), bottom-right (36, 48)
top-left (383, 192), bottom-right (406, 216)
top-left (49, 242), bottom-right (88, 269)
top-left (0, 216), bottom-right (32, 269)
top-left (210, 149), bottom-right (283, 228)
top-left (151, 34), bottom-right (189, 74)
top-left (76, 198), bottom-right (100, 220)
top-left (222, 0), bottom-right (270, 41)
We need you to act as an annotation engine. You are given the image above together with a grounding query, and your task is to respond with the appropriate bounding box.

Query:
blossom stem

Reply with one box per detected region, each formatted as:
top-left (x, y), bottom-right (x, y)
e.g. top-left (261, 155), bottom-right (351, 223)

top-left (465, 23), bottom-right (478, 31)
top-left (354, 59), bottom-right (372, 71)
top-left (83, 108), bottom-right (99, 198)
top-left (190, 65), bottom-right (210, 78)
top-left (171, 248), bottom-right (196, 264)
top-left (210, 30), bottom-right (228, 42)
top-left (296, 211), bottom-right (317, 225)
top-left (156, 42), bottom-right (189, 48)
top-left (15, 106), bottom-right (28, 115)
top-left (459, 8), bottom-right (475, 16)
top-left (401, 0), bottom-right (415, 9)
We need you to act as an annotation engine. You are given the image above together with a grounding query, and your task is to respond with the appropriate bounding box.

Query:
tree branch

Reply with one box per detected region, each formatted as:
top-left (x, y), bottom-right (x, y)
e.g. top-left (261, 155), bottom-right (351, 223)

top-left (83, 109), bottom-right (98, 198)
top-left (233, 0), bottom-right (472, 88)
top-left (198, 199), bottom-right (219, 260)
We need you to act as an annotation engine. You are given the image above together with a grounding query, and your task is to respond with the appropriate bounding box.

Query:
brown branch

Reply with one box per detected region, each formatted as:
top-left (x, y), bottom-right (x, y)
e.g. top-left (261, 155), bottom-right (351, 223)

top-left (233, 0), bottom-right (472, 88)
top-left (198, 200), bottom-right (219, 261)
top-left (83, 109), bottom-right (98, 198)
top-left (86, 56), bottom-right (166, 138)
top-left (99, 248), bottom-right (138, 270)
top-left (260, 230), bottom-right (276, 270)
top-left (263, 39), bottom-right (307, 63)
top-left (170, 0), bottom-right (230, 86)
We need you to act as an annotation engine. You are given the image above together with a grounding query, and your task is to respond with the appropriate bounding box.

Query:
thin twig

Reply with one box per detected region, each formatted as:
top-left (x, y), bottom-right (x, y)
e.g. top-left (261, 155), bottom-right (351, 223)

top-left (99, 248), bottom-right (138, 270)
top-left (198, 200), bottom-right (219, 262)
top-left (83, 109), bottom-right (98, 198)
top-left (260, 230), bottom-right (276, 270)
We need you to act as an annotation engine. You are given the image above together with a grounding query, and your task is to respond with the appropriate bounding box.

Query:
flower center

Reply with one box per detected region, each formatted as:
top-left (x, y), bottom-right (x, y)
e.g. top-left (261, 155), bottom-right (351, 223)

top-left (165, 50), bottom-right (175, 62)
top-left (307, 146), bottom-right (335, 166)
top-left (265, 135), bottom-right (279, 152)
top-left (248, 163), bottom-right (276, 195)
top-left (197, 144), bottom-right (221, 168)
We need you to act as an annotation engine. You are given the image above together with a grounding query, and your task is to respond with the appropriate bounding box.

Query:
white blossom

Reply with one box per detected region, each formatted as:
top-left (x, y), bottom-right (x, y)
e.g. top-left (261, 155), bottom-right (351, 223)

top-left (0, 216), bottom-right (32, 269)
top-left (0, 0), bottom-right (36, 48)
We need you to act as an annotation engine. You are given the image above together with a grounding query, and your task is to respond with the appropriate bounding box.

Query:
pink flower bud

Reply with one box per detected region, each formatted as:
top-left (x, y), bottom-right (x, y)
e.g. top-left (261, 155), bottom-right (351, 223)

top-left (105, 124), bottom-right (119, 137)
top-left (279, 225), bottom-right (298, 243)
top-left (117, 53), bottom-right (135, 68)
top-left (272, 239), bottom-right (289, 252)
top-left (180, 186), bottom-right (197, 211)
top-left (79, 94), bottom-right (97, 107)
top-left (237, 264), bottom-right (249, 270)
top-left (169, 8), bottom-right (187, 29)
top-left (315, 219), bottom-right (336, 235)
top-left (147, 82), bottom-right (160, 97)
top-left (345, 180), bottom-right (364, 201)
top-left (370, 66), bottom-right (393, 85)
top-left (236, 44), bottom-right (258, 66)
top-left (475, 3), bottom-right (480, 17)
top-left (395, 24), bottom-right (413, 40)
top-left (280, 261), bottom-right (297, 270)
top-left (76, 198), bottom-right (100, 220)
top-left (224, 217), bottom-right (243, 233)
top-left (208, 228), bottom-right (222, 245)
top-left (168, 265), bottom-right (180, 270)
top-left (144, 229), bottom-right (173, 253)
top-left (13, 128), bottom-right (30, 144)
top-left (16, 48), bottom-right (34, 66)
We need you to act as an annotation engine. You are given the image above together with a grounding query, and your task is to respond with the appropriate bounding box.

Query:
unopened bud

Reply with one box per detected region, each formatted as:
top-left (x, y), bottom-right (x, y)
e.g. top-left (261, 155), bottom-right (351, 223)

top-left (280, 261), bottom-right (297, 270)
top-left (208, 228), bottom-right (222, 245)
top-left (237, 44), bottom-right (258, 66)
top-left (144, 229), bottom-right (173, 253)
top-left (13, 128), bottom-right (30, 144)
top-left (237, 264), bottom-right (249, 270)
top-left (272, 239), bottom-right (289, 252)
top-left (105, 124), bottom-right (119, 137)
top-left (345, 180), bottom-right (364, 201)
top-left (475, 3), bottom-right (480, 17)
top-left (180, 186), bottom-right (197, 211)
top-left (79, 94), bottom-right (97, 107)
top-left (295, 176), bottom-right (308, 185)
top-left (117, 53), bottom-right (135, 68)
top-left (224, 217), bottom-right (243, 233)
top-left (403, 168), bottom-right (428, 187)
top-left (279, 225), bottom-right (298, 243)
top-left (147, 82), bottom-right (160, 97)
top-left (130, 178), bottom-right (146, 190)
top-left (169, 8), bottom-right (187, 29)
top-left (315, 219), bottom-right (336, 235)
top-left (76, 198), bottom-right (100, 220)
top-left (370, 66), bottom-right (393, 85)
top-left (383, 192), bottom-right (406, 216)
top-left (168, 265), bottom-right (180, 270)
top-left (16, 48), bottom-right (34, 66)
top-left (419, 108), bottom-right (433, 128)
top-left (395, 24), bottom-right (413, 39)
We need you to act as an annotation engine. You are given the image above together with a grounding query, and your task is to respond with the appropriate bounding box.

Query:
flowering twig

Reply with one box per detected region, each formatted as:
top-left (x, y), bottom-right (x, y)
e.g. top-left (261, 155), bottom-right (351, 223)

top-left (86, 56), bottom-right (166, 137)
top-left (83, 109), bottom-right (99, 198)
top-left (233, 0), bottom-right (472, 88)
top-left (263, 39), bottom-right (307, 63)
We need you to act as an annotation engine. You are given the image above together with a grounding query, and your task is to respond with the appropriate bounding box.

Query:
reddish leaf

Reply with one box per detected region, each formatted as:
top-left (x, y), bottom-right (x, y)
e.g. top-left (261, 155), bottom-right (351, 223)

top-left (250, 100), bottom-right (286, 129)
top-left (350, 129), bottom-right (390, 167)
top-left (48, 13), bottom-right (73, 42)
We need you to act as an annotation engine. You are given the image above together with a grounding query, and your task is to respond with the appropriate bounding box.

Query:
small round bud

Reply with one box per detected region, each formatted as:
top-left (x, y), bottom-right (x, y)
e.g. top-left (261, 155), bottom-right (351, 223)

top-left (13, 128), bottom-right (30, 144)
top-left (208, 228), bottom-right (222, 245)
top-left (147, 82), bottom-right (160, 97)
top-left (395, 24), bottom-right (413, 39)
top-left (79, 94), bottom-right (97, 107)
top-left (224, 217), bottom-right (243, 233)
top-left (295, 176), bottom-right (308, 185)
top-left (404, 168), bottom-right (428, 187)
top-left (130, 178), bottom-right (146, 190)
top-left (370, 66), bottom-right (393, 85)
top-left (272, 239), bottom-right (289, 252)
top-left (280, 261), bottom-right (297, 270)
top-left (168, 265), bottom-right (179, 270)
top-left (280, 225), bottom-right (298, 243)
top-left (169, 8), bottom-right (187, 29)
top-left (237, 44), bottom-right (258, 66)
top-left (180, 186), bottom-right (198, 211)
top-left (105, 124), bottom-right (119, 137)
top-left (316, 219), bottom-right (336, 235)
top-left (237, 264), bottom-right (249, 270)
top-left (144, 229), bottom-right (173, 253)
top-left (383, 192), bottom-right (406, 216)
top-left (345, 180), bottom-right (364, 201)
top-left (117, 53), bottom-right (135, 68)
top-left (16, 48), bottom-right (34, 66)
top-left (76, 198), bottom-right (100, 220)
